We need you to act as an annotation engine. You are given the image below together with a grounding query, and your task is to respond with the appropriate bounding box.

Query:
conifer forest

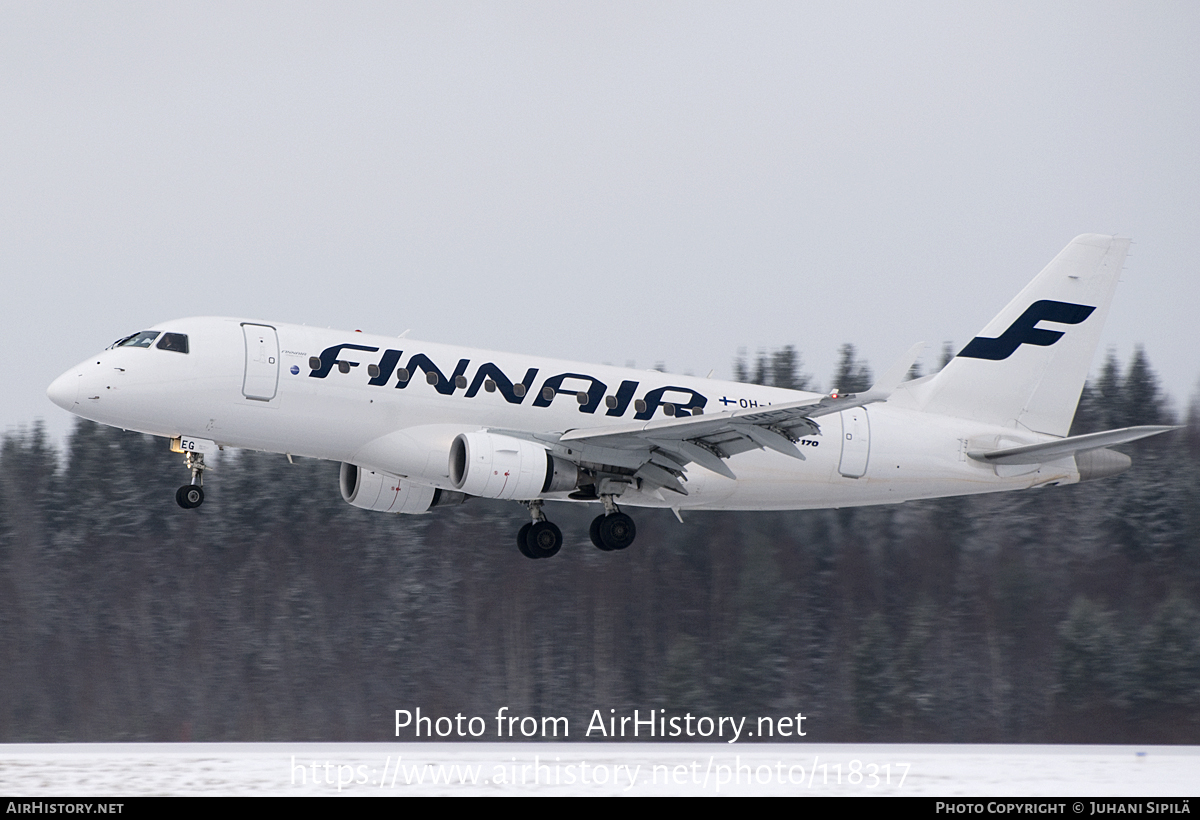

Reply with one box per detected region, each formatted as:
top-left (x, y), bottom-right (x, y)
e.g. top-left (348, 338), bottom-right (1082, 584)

top-left (1, 347), bottom-right (1197, 744)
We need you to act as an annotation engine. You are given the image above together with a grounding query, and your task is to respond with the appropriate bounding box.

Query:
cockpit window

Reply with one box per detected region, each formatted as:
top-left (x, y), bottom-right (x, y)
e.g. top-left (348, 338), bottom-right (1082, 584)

top-left (156, 333), bottom-right (189, 354)
top-left (111, 331), bottom-right (160, 349)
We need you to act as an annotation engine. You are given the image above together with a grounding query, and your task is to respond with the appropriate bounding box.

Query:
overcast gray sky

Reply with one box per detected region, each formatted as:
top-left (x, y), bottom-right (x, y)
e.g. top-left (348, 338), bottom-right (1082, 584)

top-left (4, 2), bottom-right (1198, 444)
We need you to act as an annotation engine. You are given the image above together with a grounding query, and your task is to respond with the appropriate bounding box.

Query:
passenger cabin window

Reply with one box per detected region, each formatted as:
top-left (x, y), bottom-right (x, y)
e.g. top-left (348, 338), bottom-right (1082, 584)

top-left (112, 331), bottom-right (160, 349)
top-left (156, 333), bottom-right (189, 353)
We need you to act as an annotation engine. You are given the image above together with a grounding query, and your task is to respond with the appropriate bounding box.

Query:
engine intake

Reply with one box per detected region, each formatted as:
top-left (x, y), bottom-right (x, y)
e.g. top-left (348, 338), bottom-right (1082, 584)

top-left (449, 431), bottom-right (579, 500)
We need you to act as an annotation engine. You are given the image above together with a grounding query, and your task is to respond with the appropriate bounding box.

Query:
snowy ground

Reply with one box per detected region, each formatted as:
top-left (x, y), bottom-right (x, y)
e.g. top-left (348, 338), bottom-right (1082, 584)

top-left (1, 743), bottom-right (1196, 796)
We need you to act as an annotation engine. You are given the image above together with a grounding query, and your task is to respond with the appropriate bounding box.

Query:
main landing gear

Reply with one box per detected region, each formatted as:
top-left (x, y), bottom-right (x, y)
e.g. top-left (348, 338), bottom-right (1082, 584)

top-left (175, 451), bottom-right (206, 509)
top-left (590, 511), bottom-right (635, 551)
top-left (514, 496), bottom-right (637, 560)
top-left (518, 500), bottom-right (563, 559)
top-left (590, 494), bottom-right (635, 552)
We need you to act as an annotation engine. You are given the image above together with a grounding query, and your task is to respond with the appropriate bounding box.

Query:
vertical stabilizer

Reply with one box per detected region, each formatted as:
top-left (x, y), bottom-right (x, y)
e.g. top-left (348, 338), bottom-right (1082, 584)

top-left (919, 235), bottom-right (1129, 436)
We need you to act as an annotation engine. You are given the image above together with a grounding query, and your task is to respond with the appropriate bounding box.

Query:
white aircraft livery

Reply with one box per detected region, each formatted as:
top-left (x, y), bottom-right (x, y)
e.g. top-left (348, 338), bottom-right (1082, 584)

top-left (47, 235), bottom-right (1174, 559)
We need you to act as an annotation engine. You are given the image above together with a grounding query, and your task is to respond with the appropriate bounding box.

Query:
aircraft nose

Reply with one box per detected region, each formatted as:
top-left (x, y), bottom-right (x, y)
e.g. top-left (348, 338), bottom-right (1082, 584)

top-left (47, 368), bottom-right (80, 411)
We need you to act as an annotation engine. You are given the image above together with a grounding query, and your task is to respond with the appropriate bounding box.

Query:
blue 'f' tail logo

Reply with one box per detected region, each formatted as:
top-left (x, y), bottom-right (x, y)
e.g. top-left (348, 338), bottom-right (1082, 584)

top-left (958, 300), bottom-right (1095, 361)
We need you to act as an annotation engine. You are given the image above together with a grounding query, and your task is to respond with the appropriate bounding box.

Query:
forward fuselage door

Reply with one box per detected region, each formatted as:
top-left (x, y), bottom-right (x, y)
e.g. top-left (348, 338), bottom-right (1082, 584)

top-left (838, 407), bottom-right (871, 478)
top-left (242, 323), bottom-right (280, 401)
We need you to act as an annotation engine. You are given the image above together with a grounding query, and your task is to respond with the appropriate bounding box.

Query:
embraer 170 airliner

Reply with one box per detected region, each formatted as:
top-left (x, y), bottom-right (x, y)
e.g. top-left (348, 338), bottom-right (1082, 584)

top-left (48, 235), bottom-right (1173, 559)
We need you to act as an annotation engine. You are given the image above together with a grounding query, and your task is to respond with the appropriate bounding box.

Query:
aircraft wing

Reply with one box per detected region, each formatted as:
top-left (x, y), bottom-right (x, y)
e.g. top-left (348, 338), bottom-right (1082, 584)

top-left (505, 343), bottom-right (925, 495)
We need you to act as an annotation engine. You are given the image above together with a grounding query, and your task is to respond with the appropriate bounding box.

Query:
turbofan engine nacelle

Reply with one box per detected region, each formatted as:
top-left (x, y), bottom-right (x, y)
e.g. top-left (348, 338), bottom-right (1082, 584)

top-left (340, 463), bottom-right (466, 514)
top-left (449, 431), bottom-right (579, 500)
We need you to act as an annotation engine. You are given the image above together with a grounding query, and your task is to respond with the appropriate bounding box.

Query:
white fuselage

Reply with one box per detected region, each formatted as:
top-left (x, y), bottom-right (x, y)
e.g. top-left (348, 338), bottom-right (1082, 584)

top-left (47, 316), bottom-right (1078, 512)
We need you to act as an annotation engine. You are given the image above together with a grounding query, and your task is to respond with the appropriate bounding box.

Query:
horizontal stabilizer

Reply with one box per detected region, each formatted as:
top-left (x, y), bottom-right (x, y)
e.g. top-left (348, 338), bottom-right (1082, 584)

top-left (967, 425), bottom-right (1176, 465)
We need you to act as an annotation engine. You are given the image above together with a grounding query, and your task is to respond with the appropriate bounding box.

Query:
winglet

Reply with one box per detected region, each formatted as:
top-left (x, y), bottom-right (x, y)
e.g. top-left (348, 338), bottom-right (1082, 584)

top-left (778, 341), bottom-right (926, 421)
top-left (857, 342), bottom-right (927, 403)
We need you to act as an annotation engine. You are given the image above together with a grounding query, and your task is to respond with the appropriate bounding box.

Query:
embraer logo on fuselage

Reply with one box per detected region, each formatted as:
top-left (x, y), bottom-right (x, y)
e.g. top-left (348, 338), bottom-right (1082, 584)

top-left (957, 299), bottom-right (1095, 361)
top-left (306, 344), bottom-right (709, 421)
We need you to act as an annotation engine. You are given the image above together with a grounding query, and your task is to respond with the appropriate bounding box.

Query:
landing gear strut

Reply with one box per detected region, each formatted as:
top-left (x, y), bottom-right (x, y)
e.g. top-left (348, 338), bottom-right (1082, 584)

top-left (517, 500), bottom-right (562, 559)
top-left (176, 451), bottom-right (206, 509)
top-left (590, 495), bottom-right (636, 551)
top-left (513, 494), bottom-right (637, 559)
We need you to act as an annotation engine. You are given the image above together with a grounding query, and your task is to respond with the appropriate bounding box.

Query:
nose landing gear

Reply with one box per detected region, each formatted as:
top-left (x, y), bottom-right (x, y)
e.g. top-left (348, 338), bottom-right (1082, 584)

top-left (175, 450), bottom-right (207, 509)
top-left (176, 482), bottom-right (204, 509)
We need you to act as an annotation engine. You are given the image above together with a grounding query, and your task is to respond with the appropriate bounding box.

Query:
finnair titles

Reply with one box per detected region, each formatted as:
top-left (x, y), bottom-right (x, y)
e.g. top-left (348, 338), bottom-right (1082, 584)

top-left (48, 235), bottom-right (1174, 559)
